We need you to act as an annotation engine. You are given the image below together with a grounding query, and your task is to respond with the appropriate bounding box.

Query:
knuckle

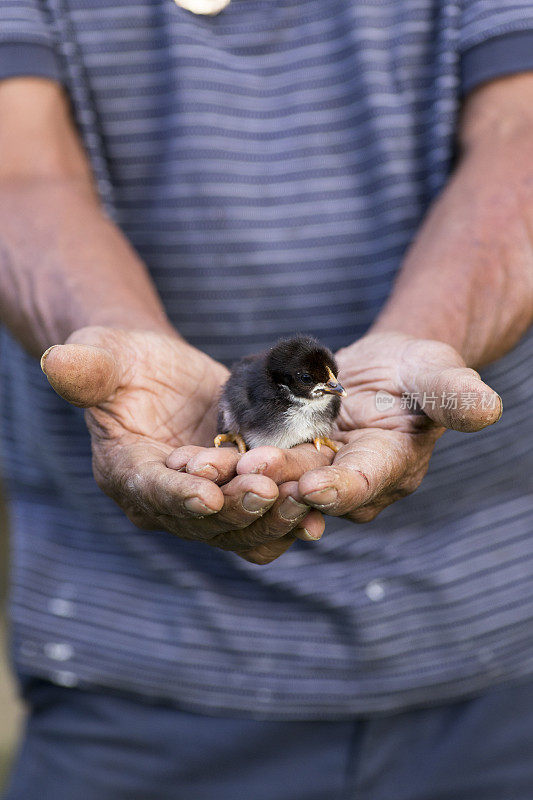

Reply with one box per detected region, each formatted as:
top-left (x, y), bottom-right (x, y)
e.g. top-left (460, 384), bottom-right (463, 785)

top-left (224, 512), bottom-right (253, 530)
top-left (125, 507), bottom-right (155, 530)
top-left (397, 472), bottom-right (424, 497)
top-left (121, 469), bottom-right (156, 513)
top-left (239, 549), bottom-right (277, 566)
top-left (246, 514), bottom-right (292, 542)
top-left (347, 506), bottom-right (380, 523)
top-left (274, 517), bottom-right (302, 536)
top-left (123, 470), bottom-right (144, 497)
top-left (399, 481), bottom-right (418, 497)
top-left (212, 520), bottom-right (287, 552)
top-left (280, 449), bottom-right (294, 472)
top-left (209, 530), bottom-right (249, 550)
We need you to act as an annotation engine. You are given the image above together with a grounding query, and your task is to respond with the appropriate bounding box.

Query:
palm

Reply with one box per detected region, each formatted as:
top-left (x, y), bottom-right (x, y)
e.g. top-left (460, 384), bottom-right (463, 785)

top-left (81, 329), bottom-right (227, 451)
top-left (42, 326), bottom-right (230, 523)
top-left (305, 333), bottom-right (501, 521)
top-left (41, 326), bottom-right (322, 565)
top-left (336, 332), bottom-right (497, 435)
top-left (41, 327), bottom-right (501, 560)
top-left (235, 332), bottom-right (502, 526)
top-left (334, 334), bottom-right (444, 444)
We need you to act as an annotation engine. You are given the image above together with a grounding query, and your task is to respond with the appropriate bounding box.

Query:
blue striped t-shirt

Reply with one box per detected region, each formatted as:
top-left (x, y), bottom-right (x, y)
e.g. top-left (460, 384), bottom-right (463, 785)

top-left (1, 0), bottom-right (533, 718)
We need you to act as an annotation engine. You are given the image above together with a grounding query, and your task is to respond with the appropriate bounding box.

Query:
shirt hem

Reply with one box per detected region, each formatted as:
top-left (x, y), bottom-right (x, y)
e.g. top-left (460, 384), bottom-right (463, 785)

top-left (13, 654), bottom-right (533, 721)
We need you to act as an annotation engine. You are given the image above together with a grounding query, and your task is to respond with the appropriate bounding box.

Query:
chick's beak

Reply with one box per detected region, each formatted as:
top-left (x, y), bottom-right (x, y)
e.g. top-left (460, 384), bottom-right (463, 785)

top-left (324, 379), bottom-right (347, 397)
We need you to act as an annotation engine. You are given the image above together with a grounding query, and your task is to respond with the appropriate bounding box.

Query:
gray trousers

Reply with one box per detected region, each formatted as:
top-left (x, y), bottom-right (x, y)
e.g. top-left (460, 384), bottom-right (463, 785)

top-left (4, 676), bottom-right (533, 800)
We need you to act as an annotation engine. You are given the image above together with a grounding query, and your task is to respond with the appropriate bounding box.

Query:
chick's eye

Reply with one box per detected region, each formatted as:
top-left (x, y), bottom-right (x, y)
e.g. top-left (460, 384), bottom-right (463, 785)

top-left (300, 373), bottom-right (313, 385)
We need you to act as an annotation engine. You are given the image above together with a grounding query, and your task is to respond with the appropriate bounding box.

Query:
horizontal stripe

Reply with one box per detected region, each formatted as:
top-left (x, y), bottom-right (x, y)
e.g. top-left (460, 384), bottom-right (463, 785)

top-left (1, 0), bottom-right (533, 720)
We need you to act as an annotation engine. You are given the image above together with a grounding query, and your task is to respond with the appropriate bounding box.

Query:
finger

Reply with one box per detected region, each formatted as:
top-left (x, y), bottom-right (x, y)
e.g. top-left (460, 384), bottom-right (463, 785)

top-left (100, 453), bottom-right (226, 518)
top-left (209, 481), bottom-right (323, 550)
top-left (237, 443), bottom-right (334, 484)
top-left (401, 343), bottom-right (502, 431)
top-left (165, 446), bottom-right (206, 471)
top-left (345, 505), bottom-right (383, 524)
top-left (293, 511), bottom-right (326, 541)
top-left (41, 343), bottom-right (123, 407)
top-left (217, 474), bottom-right (279, 528)
top-left (271, 482), bottom-right (324, 541)
top-left (419, 368), bottom-right (501, 431)
top-left (150, 472), bottom-right (281, 540)
top-left (237, 535), bottom-right (297, 565)
top-left (235, 498), bottom-right (327, 563)
top-left (166, 446), bottom-right (240, 485)
top-left (298, 429), bottom-right (429, 516)
top-left (343, 494), bottom-right (407, 524)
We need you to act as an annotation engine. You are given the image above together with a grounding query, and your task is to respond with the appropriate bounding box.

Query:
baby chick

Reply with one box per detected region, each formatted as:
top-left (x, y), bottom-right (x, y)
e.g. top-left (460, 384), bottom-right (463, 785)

top-left (214, 335), bottom-right (346, 454)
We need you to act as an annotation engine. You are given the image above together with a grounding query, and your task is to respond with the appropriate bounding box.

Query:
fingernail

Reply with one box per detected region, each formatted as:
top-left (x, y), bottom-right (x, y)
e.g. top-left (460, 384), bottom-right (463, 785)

top-left (242, 492), bottom-right (275, 513)
top-left (192, 464), bottom-right (219, 481)
top-left (279, 496), bottom-right (308, 521)
top-left (496, 395), bottom-right (503, 421)
top-left (294, 527), bottom-right (323, 542)
top-left (40, 344), bottom-right (59, 373)
top-left (303, 487), bottom-right (337, 507)
top-left (184, 497), bottom-right (215, 515)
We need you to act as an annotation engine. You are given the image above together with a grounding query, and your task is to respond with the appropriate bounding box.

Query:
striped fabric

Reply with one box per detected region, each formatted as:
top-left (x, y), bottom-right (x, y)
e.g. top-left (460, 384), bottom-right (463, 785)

top-left (1, 0), bottom-right (533, 718)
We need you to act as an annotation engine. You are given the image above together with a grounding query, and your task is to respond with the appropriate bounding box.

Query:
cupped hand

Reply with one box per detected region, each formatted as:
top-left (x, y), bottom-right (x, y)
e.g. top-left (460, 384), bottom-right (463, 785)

top-left (41, 326), bottom-right (323, 564)
top-left (232, 333), bottom-right (502, 523)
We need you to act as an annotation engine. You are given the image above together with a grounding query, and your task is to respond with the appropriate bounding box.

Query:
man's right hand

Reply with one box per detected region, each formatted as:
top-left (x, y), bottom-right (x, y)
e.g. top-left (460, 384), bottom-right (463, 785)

top-left (1, 82), bottom-right (325, 564)
top-left (41, 326), bottom-right (326, 564)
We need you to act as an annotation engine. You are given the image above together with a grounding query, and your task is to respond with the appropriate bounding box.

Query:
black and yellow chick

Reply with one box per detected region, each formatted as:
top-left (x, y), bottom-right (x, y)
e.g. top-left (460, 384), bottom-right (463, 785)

top-left (214, 335), bottom-right (346, 454)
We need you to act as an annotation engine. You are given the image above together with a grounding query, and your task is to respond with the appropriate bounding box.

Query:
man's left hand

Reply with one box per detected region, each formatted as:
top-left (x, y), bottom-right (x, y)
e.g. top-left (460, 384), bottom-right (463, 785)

top-left (235, 332), bottom-right (501, 523)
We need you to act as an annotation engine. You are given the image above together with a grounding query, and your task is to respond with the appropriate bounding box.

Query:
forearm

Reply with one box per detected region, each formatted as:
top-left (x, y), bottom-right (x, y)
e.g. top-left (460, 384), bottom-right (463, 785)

top-left (372, 74), bottom-right (533, 368)
top-left (0, 179), bottom-right (173, 356)
top-left (0, 78), bottom-right (173, 356)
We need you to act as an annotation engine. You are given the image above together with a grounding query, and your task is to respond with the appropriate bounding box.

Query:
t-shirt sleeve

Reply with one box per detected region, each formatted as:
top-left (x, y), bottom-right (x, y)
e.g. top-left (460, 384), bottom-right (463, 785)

top-left (460, 2), bottom-right (533, 94)
top-left (0, 1), bottom-right (61, 83)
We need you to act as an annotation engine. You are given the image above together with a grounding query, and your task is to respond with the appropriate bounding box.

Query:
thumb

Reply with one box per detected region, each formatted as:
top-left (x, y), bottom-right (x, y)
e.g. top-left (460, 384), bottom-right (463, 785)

top-left (396, 339), bottom-right (503, 433)
top-left (41, 343), bottom-right (122, 407)
top-left (409, 364), bottom-right (502, 432)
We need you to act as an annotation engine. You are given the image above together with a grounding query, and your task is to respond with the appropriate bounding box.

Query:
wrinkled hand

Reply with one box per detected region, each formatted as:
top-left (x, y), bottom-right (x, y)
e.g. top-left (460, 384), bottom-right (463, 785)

top-left (41, 326), bottom-right (325, 564)
top-left (232, 333), bottom-right (502, 523)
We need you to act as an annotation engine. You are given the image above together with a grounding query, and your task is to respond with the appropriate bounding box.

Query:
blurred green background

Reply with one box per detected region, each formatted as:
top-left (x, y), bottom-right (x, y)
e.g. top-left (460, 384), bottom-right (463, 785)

top-left (0, 486), bottom-right (25, 792)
